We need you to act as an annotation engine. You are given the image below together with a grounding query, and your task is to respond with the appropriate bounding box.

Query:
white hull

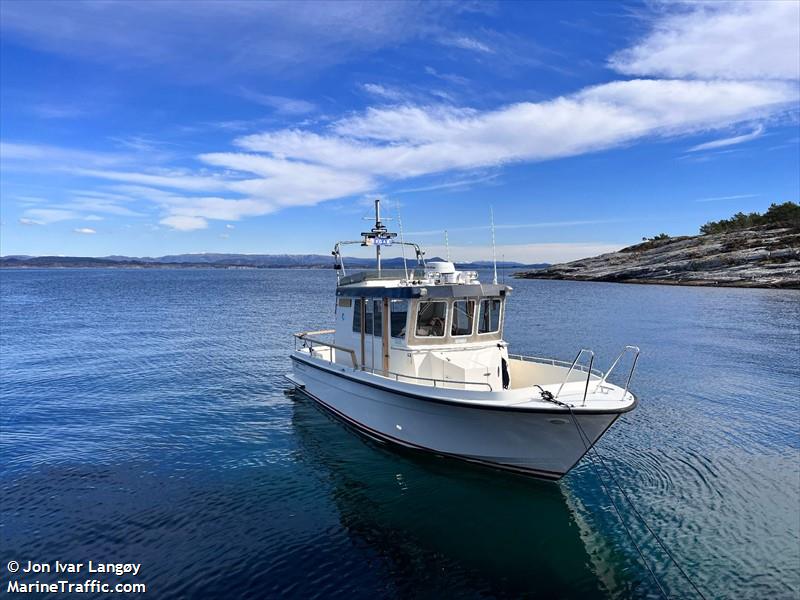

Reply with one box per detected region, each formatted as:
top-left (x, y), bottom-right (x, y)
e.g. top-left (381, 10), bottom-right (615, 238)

top-left (291, 353), bottom-right (630, 480)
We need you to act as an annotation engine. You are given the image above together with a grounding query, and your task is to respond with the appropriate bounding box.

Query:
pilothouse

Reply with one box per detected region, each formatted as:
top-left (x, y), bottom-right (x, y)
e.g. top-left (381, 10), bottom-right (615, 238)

top-left (287, 199), bottom-right (639, 479)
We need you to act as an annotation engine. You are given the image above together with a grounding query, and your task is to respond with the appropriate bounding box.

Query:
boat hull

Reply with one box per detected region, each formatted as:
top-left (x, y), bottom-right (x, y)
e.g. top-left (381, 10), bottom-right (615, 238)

top-left (290, 355), bottom-right (622, 480)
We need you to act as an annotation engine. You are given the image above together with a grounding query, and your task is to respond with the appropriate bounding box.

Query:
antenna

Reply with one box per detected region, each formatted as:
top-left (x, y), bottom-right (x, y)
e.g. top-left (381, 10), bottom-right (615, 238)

top-left (490, 206), bottom-right (498, 285)
top-left (374, 199), bottom-right (382, 275)
top-left (396, 200), bottom-right (409, 282)
top-left (444, 229), bottom-right (450, 262)
top-left (361, 198), bottom-right (396, 276)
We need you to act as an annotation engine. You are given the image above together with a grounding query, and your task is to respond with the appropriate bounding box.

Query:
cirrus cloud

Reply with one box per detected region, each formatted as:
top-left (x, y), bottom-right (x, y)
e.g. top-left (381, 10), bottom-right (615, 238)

top-left (610, 1), bottom-right (800, 80)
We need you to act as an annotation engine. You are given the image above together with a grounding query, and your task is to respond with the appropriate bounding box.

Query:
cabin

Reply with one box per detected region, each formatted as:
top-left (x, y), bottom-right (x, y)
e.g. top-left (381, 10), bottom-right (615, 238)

top-left (324, 262), bottom-right (512, 391)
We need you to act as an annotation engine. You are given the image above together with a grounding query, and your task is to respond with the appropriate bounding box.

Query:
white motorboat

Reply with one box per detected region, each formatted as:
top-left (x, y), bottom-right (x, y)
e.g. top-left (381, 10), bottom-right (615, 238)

top-left (287, 200), bottom-right (639, 480)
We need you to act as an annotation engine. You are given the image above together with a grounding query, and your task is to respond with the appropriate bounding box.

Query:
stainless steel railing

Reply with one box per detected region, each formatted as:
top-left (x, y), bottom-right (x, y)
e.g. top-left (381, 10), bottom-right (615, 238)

top-left (294, 330), bottom-right (358, 368)
top-left (554, 348), bottom-right (595, 405)
top-left (593, 345), bottom-right (640, 401)
top-left (293, 330), bottom-right (493, 391)
top-left (508, 353), bottom-right (605, 378)
top-left (359, 365), bottom-right (493, 391)
top-left (510, 347), bottom-right (639, 404)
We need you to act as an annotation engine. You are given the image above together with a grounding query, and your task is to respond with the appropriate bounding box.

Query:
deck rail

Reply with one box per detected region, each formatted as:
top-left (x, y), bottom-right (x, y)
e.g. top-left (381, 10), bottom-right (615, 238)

top-left (508, 353), bottom-right (605, 378)
top-left (510, 347), bottom-right (639, 404)
top-left (594, 345), bottom-right (640, 401)
top-left (293, 330), bottom-right (492, 391)
top-left (360, 365), bottom-right (493, 391)
top-left (294, 330), bottom-right (358, 369)
top-left (554, 348), bottom-right (595, 405)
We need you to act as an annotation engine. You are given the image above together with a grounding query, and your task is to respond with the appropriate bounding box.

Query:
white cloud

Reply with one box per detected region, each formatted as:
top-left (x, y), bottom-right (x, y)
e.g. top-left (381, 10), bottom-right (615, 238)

top-left (238, 89), bottom-right (317, 115)
top-left (22, 208), bottom-right (79, 224)
top-left (424, 66), bottom-right (469, 85)
top-left (695, 193), bottom-right (759, 203)
top-left (361, 83), bottom-right (404, 101)
top-left (3, 0), bottom-right (797, 236)
top-left (225, 224), bottom-right (235, 229)
top-left (440, 35), bottom-right (493, 53)
top-left (73, 227), bottom-right (96, 234)
top-left (8, 77), bottom-right (796, 232)
top-left (64, 198), bottom-right (145, 217)
top-left (71, 168), bottom-right (230, 192)
top-left (233, 80), bottom-right (797, 181)
top-left (687, 125), bottom-right (764, 152)
top-left (610, 1), bottom-right (800, 80)
top-left (396, 172), bottom-right (499, 194)
top-left (199, 152), bottom-right (374, 205)
top-left (1, 142), bottom-right (130, 168)
top-left (159, 215), bottom-right (208, 231)
top-left (18, 217), bottom-right (43, 226)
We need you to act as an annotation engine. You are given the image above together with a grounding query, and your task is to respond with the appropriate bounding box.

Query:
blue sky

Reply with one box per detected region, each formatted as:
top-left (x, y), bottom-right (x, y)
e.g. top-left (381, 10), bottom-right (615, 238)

top-left (1, 0), bottom-right (798, 263)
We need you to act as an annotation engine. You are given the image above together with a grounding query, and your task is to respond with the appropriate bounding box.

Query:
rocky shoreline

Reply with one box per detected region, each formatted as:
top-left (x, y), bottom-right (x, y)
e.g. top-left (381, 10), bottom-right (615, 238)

top-left (514, 226), bottom-right (800, 289)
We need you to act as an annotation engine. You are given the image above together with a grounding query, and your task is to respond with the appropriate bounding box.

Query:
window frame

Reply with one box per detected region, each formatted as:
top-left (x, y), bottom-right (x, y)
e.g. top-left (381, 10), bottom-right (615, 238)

top-left (352, 298), bottom-right (362, 333)
top-left (477, 297), bottom-right (503, 336)
top-left (389, 299), bottom-right (409, 339)
top-left (413, 300), bottom-right (449, 339)
top-left (363, 298), bottom-right (382, 337)
top-left (450, 298), bottom-right (476, 338)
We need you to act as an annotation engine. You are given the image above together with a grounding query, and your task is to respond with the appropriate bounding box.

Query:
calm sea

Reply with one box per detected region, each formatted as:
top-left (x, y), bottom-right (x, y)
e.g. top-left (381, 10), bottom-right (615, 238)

top-left (1, 269), bottom-right (798, 599)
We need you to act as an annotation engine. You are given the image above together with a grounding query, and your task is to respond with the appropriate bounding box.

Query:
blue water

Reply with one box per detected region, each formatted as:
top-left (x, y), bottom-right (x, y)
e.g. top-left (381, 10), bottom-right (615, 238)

top-left (1, 269), bottom-right (798, 599)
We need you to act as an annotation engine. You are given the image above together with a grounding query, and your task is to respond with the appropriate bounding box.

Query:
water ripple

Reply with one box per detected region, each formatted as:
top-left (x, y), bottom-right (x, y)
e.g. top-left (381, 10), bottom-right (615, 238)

top-left (1, 269), bottom-right (798, 599)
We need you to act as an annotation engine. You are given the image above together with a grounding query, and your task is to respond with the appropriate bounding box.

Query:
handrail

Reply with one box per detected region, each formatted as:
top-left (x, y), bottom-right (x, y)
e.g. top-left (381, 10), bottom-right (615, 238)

top-left (360, 365), bottom-right (493, 391)
top-left (594, 345), bottom-right (640, 401)
top-left (294, 330), bottom-right (491, 391)
top-left (295, 329), bottom-right (336, 336)
top-left (294, 331), bottom-right (358, 369)
top-left (554, 348), bottom-right (595, 404)
top-left (508, 353), bottom-right (605, 378)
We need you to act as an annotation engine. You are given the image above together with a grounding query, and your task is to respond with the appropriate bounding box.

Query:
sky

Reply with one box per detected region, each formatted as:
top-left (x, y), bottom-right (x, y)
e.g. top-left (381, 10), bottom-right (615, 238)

top-left (1, 0), bottom-right (798, 263)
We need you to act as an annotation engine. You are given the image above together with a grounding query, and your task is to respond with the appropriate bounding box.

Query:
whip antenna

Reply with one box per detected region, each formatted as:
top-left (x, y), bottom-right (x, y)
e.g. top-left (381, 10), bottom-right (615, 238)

top-left (490, 206), bottom-right (498, 285)
top-left (396, 200), bottom-right (409, 282)
top-left (445, 229), bottom-right (450, 262)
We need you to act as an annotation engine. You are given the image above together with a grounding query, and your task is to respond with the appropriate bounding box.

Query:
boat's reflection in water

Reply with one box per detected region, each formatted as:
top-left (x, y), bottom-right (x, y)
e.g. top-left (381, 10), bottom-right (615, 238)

top-left (290, 390), bottom-right (616, 599)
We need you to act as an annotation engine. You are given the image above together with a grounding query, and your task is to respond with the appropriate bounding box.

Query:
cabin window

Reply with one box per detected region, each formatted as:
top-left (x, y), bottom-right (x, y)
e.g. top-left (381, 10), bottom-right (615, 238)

top-left (338, 298), bottom-right (352, 308)
top-left (451, 299), bottom-right (475, 336)
top-left (352, 299), bottom-right (362, 333)
top-left (478, 298), bottom-right (502, 334)
top-left (390, 299), bottom-right (408, 338)
top-left (364, 299), bottom-right (382, 336)
top-left (416, 301), bottom-right (447, 337)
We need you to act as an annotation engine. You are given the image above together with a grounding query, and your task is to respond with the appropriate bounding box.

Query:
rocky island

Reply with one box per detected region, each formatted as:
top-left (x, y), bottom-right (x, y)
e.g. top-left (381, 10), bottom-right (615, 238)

top-left (515, 203), bottom-right (800, 289)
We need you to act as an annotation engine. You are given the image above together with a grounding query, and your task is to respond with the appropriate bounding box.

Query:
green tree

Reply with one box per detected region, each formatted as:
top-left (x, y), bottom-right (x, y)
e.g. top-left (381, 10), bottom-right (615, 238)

top-left (699, 202), bottom-right (799, 234)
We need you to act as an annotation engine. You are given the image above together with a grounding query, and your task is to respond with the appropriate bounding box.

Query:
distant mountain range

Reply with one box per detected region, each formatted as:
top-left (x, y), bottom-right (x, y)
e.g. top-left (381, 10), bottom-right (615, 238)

top-left (0, 253), bottom-right (548, 270)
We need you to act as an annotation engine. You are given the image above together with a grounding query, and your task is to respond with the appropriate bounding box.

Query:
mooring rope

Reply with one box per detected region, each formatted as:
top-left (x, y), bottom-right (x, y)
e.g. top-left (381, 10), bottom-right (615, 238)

top-left (534, 386), bottom-right (707, 600)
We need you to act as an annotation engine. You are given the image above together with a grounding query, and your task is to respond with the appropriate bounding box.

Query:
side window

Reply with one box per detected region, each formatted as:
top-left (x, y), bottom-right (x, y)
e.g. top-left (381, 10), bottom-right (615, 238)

top-left (451, 300), bottom-right (475, 336)
top-left (364, 299), bottom-right (382, 336)
top-left (352, 299), bottom-right (362, 333)
top-left (416, 301), bottom-right (447, 337)
top-left (372, 299), bottom-right (382, 337)
top-left (478, 298), bottom-right (502, 334)
top-left (364, 299), bottom-right (374, 335)
top-left (390, 300), bottom-right (408, 339)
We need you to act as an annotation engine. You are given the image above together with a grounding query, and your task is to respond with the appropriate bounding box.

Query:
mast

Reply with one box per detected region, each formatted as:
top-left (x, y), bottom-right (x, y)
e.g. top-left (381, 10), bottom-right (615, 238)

top-left (361, 198), bottom-right (396, 276)
top-left (490, 206), bottom-right (498, 285)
